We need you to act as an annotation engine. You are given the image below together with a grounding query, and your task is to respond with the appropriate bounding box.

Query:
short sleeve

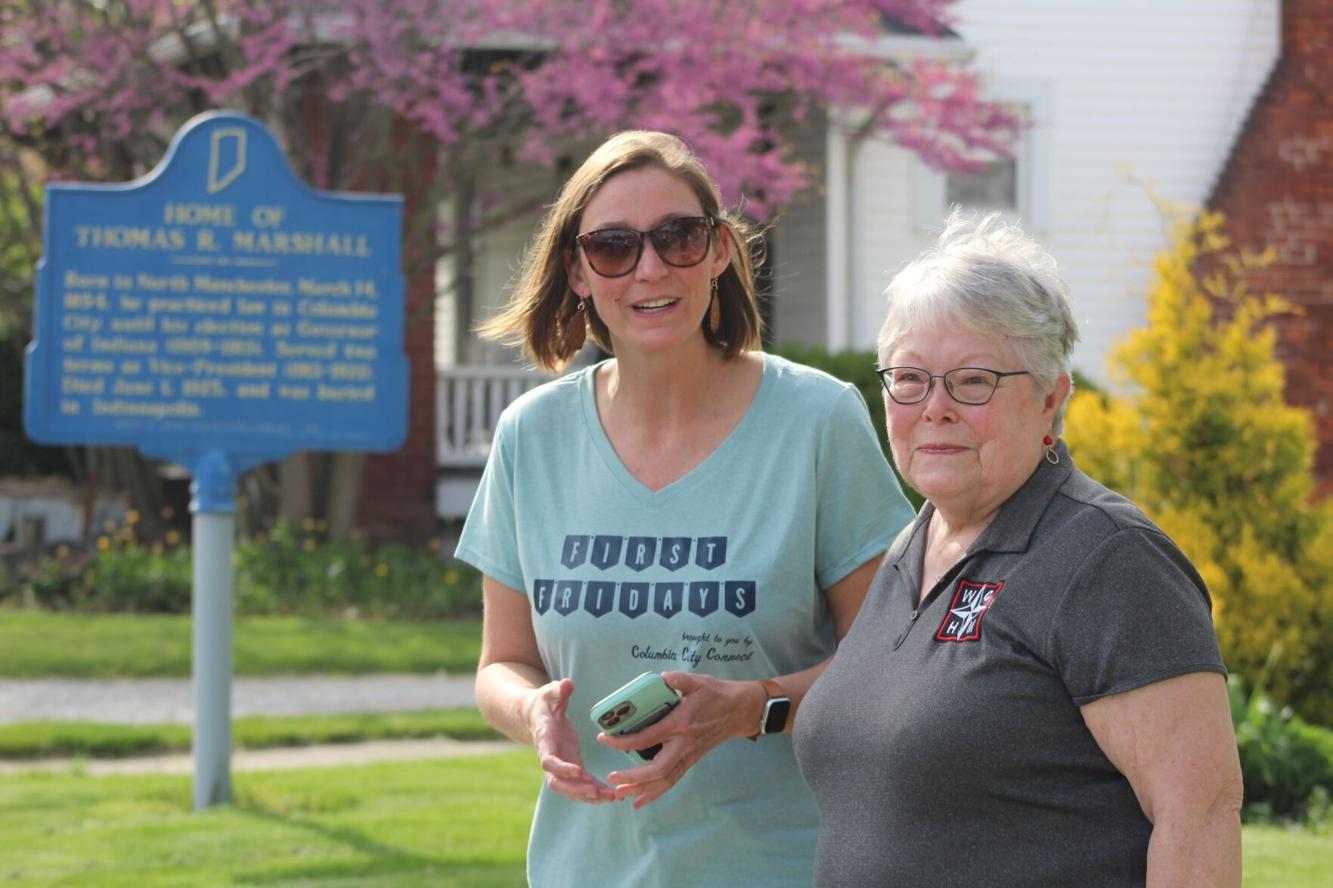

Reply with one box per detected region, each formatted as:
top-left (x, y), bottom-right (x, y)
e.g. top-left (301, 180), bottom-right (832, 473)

top-left (814, 385), bottom-right (915, 590)
top-left (453, 409), bottom-right (526, 592)
top-left (1048, 527), bottom-right (1226, 705)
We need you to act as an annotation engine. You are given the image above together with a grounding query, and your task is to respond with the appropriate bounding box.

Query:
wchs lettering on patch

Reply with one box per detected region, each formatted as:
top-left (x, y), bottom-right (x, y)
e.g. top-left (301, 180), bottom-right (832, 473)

top-left (935, 580), bottom-right (1004, 642)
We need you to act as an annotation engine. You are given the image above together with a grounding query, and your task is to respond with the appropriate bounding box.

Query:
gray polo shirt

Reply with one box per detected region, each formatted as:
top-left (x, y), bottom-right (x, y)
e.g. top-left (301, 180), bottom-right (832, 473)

top-left (793, 443), bottom-right (1226, 888)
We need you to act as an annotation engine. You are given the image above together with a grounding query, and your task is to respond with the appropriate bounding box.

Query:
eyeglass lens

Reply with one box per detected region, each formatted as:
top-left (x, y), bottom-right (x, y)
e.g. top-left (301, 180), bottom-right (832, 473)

top-left (577, 217), bottom-right (713, 278)
top-left (882, 367), bottom-right (1002, 405)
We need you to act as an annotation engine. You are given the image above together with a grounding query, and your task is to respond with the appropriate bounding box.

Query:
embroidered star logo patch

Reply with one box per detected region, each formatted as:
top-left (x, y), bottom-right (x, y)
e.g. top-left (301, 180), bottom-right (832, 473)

top-left (935, 579), bottom-right (1003, 642)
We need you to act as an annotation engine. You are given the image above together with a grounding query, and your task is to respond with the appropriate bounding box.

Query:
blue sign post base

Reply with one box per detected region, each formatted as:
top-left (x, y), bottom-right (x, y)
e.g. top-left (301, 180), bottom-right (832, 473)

top-left (158, 448), bottom-right (286, 810)
top-left (192, 509), bottom-right (235, 809)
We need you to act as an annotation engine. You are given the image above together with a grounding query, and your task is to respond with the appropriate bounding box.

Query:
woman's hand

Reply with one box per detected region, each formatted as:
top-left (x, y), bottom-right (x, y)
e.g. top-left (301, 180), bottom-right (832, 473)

top-left (595, 558), bottom-right (882, 810)
top-left (475, 578), bottom-right (612, 805)
top-left (597, 670), bottom-right (762, 810)
top-left (530, 677), bottom-right (616, 804)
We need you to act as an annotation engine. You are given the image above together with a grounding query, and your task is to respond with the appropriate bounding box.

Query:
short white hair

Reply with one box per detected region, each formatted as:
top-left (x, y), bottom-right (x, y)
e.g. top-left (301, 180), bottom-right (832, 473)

top-left (876, 210), bottom-right (1079, 433)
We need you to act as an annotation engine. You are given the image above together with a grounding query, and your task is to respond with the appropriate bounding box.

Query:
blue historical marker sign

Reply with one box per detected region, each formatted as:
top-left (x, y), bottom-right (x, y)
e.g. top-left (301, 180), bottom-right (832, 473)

top-left (24, 110), bottom-right (409, 810)
top-left (24, 110), bottom-right (407, 480)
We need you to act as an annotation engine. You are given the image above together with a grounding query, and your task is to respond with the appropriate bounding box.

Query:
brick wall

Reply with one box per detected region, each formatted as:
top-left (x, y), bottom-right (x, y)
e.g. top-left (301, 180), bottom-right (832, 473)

top-left (354, 258), bottom-right (437, 544)
top-left (1207, 0), bottom-right (1333, 496)
top-left (354, 144), bottom-right (438, 544)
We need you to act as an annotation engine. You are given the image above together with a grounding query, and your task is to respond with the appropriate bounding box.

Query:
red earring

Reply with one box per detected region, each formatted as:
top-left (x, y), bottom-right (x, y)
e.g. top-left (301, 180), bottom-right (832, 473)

top-left (1042, 435), bottom-right (1054, 446)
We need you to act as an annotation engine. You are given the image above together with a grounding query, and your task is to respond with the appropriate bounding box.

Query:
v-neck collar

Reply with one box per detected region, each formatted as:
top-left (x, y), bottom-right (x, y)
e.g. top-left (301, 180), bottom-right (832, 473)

top-left (579, 353), bottom-right (774, 505)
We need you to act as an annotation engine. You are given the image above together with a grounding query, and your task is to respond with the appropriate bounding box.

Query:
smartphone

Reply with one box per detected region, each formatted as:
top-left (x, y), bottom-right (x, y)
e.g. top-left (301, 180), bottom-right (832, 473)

top-left (589, 672), bottom-right (680, 764)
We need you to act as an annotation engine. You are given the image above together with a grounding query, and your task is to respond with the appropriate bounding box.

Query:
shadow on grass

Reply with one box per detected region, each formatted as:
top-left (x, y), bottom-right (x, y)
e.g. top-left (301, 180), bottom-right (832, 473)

top-left (228, 805), bottom-right (524, 888)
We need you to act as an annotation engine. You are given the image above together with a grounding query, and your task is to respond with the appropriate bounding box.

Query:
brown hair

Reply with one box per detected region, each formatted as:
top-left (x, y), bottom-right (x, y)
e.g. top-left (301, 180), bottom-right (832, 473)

top-left (476, 131), bottom-right (764, 373)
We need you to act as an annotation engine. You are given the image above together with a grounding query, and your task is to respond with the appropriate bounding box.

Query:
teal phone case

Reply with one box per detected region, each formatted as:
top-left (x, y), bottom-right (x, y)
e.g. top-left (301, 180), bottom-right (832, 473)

top-left (589, 672), bottom-right (680, 764)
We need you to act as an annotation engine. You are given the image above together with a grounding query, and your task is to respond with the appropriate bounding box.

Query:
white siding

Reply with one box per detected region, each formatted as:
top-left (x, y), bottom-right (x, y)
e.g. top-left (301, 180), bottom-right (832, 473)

top-left (845, 0), bottom-right (1279, 380)
top-left (851, 135), bottom-right (916, 348)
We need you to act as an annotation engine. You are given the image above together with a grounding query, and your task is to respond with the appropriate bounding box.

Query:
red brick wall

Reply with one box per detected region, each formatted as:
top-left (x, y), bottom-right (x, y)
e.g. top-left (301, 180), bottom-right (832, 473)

top-left (1207, 0), bottom-right (1333, 497)
top-left (355, 256), bottom-right (437, 544)
top-left (354, 147), bottom-right (438, 545)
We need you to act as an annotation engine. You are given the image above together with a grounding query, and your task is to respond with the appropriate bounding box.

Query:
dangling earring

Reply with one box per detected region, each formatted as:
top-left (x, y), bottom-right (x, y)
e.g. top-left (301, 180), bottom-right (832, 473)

top-left (565, 299), bottom-right (587, 354)
top-left (1043, 434), bottom-right (1060, 465)
top-left (707, 278), bottom-right (721, 336)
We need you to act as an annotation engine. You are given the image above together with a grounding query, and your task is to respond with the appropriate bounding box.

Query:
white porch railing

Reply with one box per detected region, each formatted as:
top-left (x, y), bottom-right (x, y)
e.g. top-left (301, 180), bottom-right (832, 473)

top-left (436, 365), bottom-right (548, 468)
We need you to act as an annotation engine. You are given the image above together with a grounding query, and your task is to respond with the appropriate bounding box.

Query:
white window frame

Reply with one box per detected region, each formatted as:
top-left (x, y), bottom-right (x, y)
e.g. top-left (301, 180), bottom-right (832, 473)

top-left (913, 81), bottom-right (1052, 234)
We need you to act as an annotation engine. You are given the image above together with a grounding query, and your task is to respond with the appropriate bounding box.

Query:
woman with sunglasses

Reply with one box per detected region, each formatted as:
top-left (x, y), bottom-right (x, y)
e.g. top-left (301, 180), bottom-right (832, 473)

top-left (455, 130), bottom-right (912, 886)
top-left (793, 211), bottom-right (1243, 887)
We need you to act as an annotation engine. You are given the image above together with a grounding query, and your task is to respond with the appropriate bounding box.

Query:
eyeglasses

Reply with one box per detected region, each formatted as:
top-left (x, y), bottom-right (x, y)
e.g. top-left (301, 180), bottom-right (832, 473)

top-left (877, 366), bottom-right (1032, 406)
top-left (575, 216), bottom-right (715, 278)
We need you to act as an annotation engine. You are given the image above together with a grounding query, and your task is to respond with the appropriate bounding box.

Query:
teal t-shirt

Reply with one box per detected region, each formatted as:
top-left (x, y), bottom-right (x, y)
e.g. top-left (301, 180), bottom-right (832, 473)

top-left (456, 353), bottom-right (912, 888)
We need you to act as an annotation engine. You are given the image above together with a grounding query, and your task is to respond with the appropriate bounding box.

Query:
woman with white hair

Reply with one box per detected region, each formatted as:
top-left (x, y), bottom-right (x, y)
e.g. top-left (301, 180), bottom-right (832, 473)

top-left (793, 212), bottom-right (1243, 887)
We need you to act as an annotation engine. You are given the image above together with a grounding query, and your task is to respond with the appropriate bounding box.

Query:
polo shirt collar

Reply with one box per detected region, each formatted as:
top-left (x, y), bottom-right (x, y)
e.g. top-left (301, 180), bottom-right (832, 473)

top-left (974, 439), bottom-right (1075, 554)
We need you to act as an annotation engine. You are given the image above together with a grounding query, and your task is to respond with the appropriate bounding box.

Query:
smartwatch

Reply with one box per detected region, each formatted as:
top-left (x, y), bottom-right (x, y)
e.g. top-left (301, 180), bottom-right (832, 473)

top-left (753, 678), bottom-right (792, 739)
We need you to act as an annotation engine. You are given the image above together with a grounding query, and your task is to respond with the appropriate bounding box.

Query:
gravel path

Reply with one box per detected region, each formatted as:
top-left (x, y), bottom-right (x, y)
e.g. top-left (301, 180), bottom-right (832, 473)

top-left (0, 673), bottom-right (477, 726)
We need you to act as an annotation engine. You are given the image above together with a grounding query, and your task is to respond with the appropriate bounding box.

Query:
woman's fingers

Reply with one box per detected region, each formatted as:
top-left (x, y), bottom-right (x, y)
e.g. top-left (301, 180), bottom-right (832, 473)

top-left (540, 743), bottom-right (615, 803)
top-left (546, 770), bottom-right (615, 803)
top-left (594, 674), bottom-right (751, 808)
top-left (538, 750), bottom-right (586, 780)
top-left (610, 771), bottom-right (683, 809)
top-left (603, 738), bottom-right (697, 809)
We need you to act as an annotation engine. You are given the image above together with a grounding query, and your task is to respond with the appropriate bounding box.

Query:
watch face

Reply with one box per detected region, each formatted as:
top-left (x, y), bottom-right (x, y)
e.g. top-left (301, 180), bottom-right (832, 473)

top-left (763, 698), bottom-right (792, 735)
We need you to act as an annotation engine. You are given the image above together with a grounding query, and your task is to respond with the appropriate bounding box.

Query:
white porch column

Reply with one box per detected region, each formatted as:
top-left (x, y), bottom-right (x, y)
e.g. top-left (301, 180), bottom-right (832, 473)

top-left (825, 125), bottom-right (850, 351)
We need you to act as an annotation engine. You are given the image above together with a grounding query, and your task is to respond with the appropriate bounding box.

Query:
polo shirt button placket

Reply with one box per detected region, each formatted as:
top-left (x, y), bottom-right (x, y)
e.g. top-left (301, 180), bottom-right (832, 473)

top-left (893, 607), bottom-right (925, 649)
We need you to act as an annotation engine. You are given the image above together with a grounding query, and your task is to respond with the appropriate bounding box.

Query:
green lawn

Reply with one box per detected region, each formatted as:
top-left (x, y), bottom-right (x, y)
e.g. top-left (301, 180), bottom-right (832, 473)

top-left (0, 751), bottom-right (1324, 887)
top-left (1242, 824), bottom-right (1333, 886)
top-left (0, 611), bottom-right (482, 677)
top-left (0, 752), bottom-right (536, 887)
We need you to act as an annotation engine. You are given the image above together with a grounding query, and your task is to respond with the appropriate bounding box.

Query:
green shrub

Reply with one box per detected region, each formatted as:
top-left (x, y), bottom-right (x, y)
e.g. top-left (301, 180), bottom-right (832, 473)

top-left (12, 551), bottom-right (87, 608)
top-left (233, 523), bottom-right (481, 619)
top-left (3, 521), bottom-right (482, 620)
top-left (1231, 672), bottom-right (1333, 829)
top-left (1065, 214), bottom-right (1333, 724)
top-left (86, 543), bottom-right (193, 612)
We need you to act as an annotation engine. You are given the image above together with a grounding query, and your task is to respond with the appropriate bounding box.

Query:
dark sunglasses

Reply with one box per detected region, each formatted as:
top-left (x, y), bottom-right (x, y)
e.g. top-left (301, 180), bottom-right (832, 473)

top-left (575, 216), bottom-right (715, 278)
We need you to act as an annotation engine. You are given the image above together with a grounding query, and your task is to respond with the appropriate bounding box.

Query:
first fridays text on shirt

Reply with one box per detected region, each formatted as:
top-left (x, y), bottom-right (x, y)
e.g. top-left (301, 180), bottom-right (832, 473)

top-left (534, 534), bottom-right (759, 665)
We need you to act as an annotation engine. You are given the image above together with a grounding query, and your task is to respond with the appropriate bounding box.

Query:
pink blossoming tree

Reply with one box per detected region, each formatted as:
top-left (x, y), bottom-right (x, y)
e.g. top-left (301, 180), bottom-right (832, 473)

top-left (1, 0), bottom-right (1019, 537)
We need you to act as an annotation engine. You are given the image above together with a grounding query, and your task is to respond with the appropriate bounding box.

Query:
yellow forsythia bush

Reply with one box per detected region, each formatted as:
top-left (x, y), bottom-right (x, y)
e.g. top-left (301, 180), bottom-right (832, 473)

top-left (1065, 211), bottom-right (1333, 725)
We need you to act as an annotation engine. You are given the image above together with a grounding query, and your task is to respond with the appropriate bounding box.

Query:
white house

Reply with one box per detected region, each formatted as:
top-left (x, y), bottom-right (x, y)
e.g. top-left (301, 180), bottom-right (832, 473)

top-left (775, 0), bottom-right (1280, 376)
top-left (432, 0), bottom-right (1281, 517)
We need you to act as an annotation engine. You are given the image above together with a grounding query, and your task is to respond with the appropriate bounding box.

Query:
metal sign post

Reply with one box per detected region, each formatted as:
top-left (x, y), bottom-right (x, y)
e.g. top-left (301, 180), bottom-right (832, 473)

top-left (173, 449), bottom-right (279, 808)
top-left (192, 502), bottom-right (234, 808)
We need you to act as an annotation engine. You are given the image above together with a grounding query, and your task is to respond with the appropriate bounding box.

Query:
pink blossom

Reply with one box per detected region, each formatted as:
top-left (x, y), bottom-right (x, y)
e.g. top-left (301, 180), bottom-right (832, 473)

top-left (3, 0), bottom-right (1019, 224)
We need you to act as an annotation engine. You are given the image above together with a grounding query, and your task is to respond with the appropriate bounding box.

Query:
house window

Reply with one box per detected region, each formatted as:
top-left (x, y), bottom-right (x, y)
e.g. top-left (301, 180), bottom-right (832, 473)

top-left (946, 158), bottom-right (1018, 213)
top-left (913, 82), bottom-right (1050, 232)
